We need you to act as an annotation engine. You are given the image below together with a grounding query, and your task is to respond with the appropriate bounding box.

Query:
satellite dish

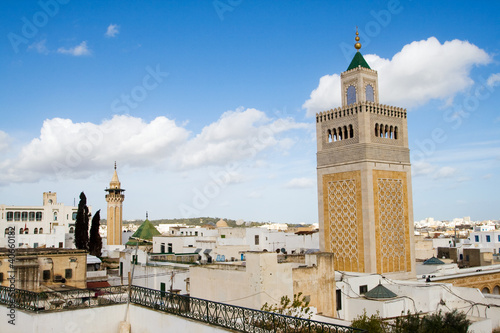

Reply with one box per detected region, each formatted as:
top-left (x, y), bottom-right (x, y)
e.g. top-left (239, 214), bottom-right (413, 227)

top-left (280, 248), bottom-right (286, 254)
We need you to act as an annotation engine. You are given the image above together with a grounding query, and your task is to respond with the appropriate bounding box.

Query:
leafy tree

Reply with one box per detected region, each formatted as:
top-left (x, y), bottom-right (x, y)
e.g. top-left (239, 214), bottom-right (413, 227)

top-left (74, 192), bottom-right (90, 250)
top-left (261, 292), bottom-right (312, 319)
top-left (351, 310), bottom-right (386, 333)
top-left (420, 309), bottom-right (470, 333)
top-left (352, 309), bottom-right (471, 333)
top-left (259, 293), bottom-right (312, 332)
top-left (88, 209), bottom-right (102, 257)
top-left (392, 311), bottom-right (421, 333)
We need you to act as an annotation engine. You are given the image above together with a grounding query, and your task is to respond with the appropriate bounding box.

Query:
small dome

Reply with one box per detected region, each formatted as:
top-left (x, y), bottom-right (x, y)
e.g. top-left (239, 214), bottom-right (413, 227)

top-left (216, 219), bottom-right (228, 228)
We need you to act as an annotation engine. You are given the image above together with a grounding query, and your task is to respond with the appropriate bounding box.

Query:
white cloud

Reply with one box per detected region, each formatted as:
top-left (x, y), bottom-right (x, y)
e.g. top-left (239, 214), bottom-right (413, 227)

top-left (434, 166), bottom-right (457, 179)
top-left (0, 131), bottom-right (11, 152)
top-left (105, 24), bottom-right (120, 38)
top-left (28, 39), bottom-right (49, 54)
top-left (412, 161), bottom-right (436, 177)
top-left (487, 73), bottom-right (500, 87)
top-left (285, 177), bottom-right (315, 189)
top-left (173, 107), bottom-right (309, 169)
top-left (302, 74), bottom-right (341, 117)
top-left (0, 115), bottom-right (189, 184)
top-left (303, 37), bottom-right (491, 116)
top-left (0, 109), bottom-right (310, 185)
top-left (57, 41), bottom-right (91, 56)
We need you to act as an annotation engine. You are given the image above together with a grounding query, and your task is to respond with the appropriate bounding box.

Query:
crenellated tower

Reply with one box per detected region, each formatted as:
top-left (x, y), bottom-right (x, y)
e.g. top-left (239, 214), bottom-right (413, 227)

top-left (105, 162), bottom-right (125, 246)
top-left (317, 30), bottom-right (415, 278)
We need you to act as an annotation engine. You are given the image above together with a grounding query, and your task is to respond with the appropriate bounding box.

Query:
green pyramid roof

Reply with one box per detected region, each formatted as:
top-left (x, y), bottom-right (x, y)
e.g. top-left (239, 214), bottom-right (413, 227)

top-left (347, 51), bottom-right (371, 71)
top-left (364, 283), bottom-right (397, 299)
top-left (128, 219), bottom-right (160, 243)
top-left (423, 256), bottom-right (445, 265)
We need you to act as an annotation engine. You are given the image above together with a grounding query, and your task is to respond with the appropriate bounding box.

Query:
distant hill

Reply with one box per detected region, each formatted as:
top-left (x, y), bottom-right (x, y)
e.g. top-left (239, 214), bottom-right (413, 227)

top-left (100, 217), bottom-right (313, 228)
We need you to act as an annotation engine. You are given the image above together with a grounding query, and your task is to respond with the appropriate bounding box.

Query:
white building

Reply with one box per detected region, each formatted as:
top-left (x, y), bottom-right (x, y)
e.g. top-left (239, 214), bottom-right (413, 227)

top-left (0, 192), bottom-right (81, 248)
top-left (463, 230), bottom-right (500, 254)
top-left (152, 226), bottom-right (319, 263)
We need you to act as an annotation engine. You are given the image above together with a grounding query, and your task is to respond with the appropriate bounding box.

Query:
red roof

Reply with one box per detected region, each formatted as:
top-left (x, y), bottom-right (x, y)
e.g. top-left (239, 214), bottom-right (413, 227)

top-left (87, 281), bottom-right (111, 288)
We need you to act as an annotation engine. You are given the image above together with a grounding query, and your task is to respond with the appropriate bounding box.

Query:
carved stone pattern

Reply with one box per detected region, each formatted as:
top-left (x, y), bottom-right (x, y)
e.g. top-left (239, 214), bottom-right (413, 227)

top-left (378, 178), bottom-right (406, 273)
top-left (326, 179), bottom-right (360, 271)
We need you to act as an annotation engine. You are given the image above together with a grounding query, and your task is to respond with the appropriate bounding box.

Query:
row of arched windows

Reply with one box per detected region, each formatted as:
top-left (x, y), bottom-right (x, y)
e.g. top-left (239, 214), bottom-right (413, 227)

top-left (4, 227), bottom-right (45, 235)
top-left (482, 285), bottom-right (500, 295)
top-left (375, 123), bottom-right (398, 139)
top-left (327, 124), bottom-right (354, 142)
top-left (6, 211), bottom-right (43, 222)
top-left (346, 84), bottom-right (375, 105)
top-left (3, 226), bottom-right (73, 235)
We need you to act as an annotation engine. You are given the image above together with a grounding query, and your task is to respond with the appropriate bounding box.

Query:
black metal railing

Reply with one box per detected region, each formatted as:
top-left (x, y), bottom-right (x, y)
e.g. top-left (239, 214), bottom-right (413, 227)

top-left (0, 285), bottom-right (128, 311)
top-left (0, 284), bottom-right (364, 332)
top-left (130, 285), bottom-right (365, 333)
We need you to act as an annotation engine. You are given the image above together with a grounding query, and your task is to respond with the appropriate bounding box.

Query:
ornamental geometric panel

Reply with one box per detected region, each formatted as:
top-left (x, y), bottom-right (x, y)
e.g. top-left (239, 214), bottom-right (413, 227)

top-left (373, 171), bottom-right (411, 274)
top-left (323, 171), bottom-right (364, 272)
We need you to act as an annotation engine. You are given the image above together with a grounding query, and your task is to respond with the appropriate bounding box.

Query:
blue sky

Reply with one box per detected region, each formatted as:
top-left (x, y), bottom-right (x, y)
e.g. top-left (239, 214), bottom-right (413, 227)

top-left (0, 0), bottom-right (499, 223)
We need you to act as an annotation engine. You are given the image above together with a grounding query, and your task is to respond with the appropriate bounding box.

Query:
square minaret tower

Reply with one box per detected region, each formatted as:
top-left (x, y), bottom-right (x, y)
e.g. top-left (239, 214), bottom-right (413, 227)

top-left (317, 32), bottom-right (415, 278)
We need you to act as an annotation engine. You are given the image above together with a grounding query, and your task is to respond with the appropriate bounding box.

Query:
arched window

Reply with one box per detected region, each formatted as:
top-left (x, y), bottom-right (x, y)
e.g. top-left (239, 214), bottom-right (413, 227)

top-left (29, 212), bottom-right (35, 221)
top-left (14, 212), bottom-right (20, 221)
top-left (69, 227), bottom-right (74, 234)
top-left (4, 228), bottom-right (9, 235)
top-left (394, 126), bottom-right (398, 140)
top-left (349, 124), bottom-right (354, 138)
top-left (385, 125), bottom-right (389, 138)
top-left (375, 124), bottom-right (379, 137)
top-left (39, 228), bottom-right (43, 234)
top-left (327, 129), bottom-right (332, 143)
top-left (333, 128), bottom-right (337, 141)
top-left (390, 126), bottom-right (394, 139)
top-left (6, 212), bottom-right (13, 221)
top-left (493, 286), bottom-right (500, 295)
top-left (34, 228), bottom-right (38, 234)
top-left (347, 86), bottom-right (356, 105)
top-left (24, 228), bottom-right (29, 234)
top-left (19, 228), bottom-right (24, 234)
top-left (343, 126), bottom-right (348, 139)
top-left (338, 127), bottom-right (343, 140)
top-left (36, 212), bottom-right (42, 221)
top-left (365, 84), bottom-right (374, 102)
top-left (53, 212), bottom-right (57, 221)
top-left (22, 212), bottom-right (28, 221)
top-left (482, 287), bottom-right (490, 294)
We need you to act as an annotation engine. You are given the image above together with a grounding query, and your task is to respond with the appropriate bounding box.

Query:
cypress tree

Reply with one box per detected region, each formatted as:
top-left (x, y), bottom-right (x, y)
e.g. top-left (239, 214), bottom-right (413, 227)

top-left (89, 209), bottom-right (102, 257)
top-left (74, 192), bottom-right (90, 250)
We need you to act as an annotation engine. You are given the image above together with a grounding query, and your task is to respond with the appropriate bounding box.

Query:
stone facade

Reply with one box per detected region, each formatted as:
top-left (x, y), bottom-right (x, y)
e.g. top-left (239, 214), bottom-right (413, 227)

top-left (317, 55), bottom-right (415, 278)
top-left (0, 248), bottom-right (87, 290)
top-left (437, 271), bottom-right (500, 295)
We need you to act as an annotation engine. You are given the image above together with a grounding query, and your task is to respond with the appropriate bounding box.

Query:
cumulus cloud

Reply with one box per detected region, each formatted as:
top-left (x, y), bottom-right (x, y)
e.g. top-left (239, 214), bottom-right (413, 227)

top-left (487, 73), bottom-right (500, 87)
top-left (173, 107), bottom-right (309, 169)
top-left (0, 115), bottom-right (189, 184)
top-left (302, 74), bottom-right (341, 117)
top-left (105, 24), bottom-right (120, 38)
top-left (28, 39), bottom-right (49, 54)
top-left (285, 177), bottom-right (315, 189)
top-left (57, 41), bottom-right (91, 56)
top-left (303, 37), bottom-right (491, 116)
top-left (434, 166), bottom-right (457, 179)
top-left (0, 131), bottom-right (11, 153)
top-left (0, 109), bottom-right (310, 185)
